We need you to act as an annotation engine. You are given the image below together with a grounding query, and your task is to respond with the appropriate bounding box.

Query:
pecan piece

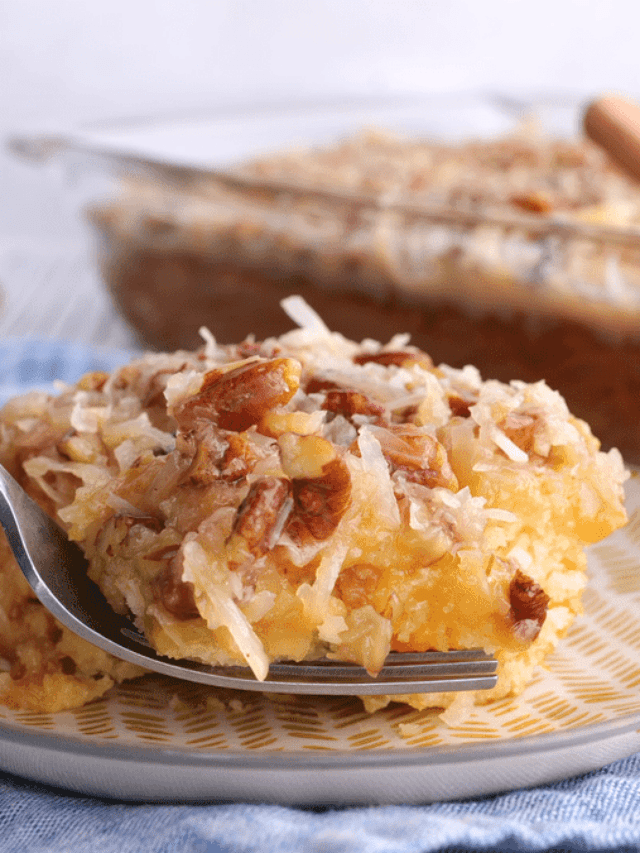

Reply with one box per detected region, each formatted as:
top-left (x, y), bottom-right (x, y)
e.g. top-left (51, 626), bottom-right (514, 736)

top-left (77, 371), bottom-right (109, 392)
top-left (509, 569), bottom-right (550, 642)
top-left (219, 433), bottom-right (262, 482)
top-left (151, 552), bottom-right (199, 620)
top-left (143, 366), bottom-right (187, 412)
top-left (234, 341), bottom-right (263, 359)
top-left (500, 413), bottom-right (538, 455)
top-left (305, 376), bottom-right (341, 394)
top-left (369, 425), bottom-right (458, 490)
top-left (59, 656), bottom-right (77, 675)
top-left (322, 389), bottom-right (385, 424)
top-left (279, 434), bottom-right (352, 542)
top-left (227, 477), bottom-right (292, 556)
top-left (353, 349), bottom-right (433, 370)
top-left (175, 358), bottom-right (301, 432)
top-left (179, 425), bottom-right (228, 486)
top-left (232, 340), bottom-right (280, 360)
top-left (145, 544), bottom-right (180, 562)
top-left (335, 562), bottom-right (385, 610)
top-left (448, 394), bottom-right (474, 418)
top-left (510, 191), bottom-right (552, 214)
top-left (115, 513), bottom-right (164, 538)
top-left (179, 424), bottom-right (261, 486)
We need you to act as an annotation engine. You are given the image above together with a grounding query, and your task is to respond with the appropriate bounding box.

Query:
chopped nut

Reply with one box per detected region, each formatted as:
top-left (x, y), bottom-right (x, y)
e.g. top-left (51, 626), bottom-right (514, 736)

top-left (448, 395), bottom-right (474, 418)
top-left (228, 477), bottom-right (292, 556)
top-left (335, 562), bottom-right (385, 610)
top-left (509, 569), bottom-right (550, 642)
top-left (179, 425), bottom-right (227, 486)
top-left (96, 513), bottom-right (164, 562)
top-left (279, 434), bottom-right (352, 541)
top-left (322, 390), bottom-right (385, 423)
top-left (151, 552), bottom-right (199, 620)
top-left (175, 358), bottom-right (301, 432)
top-left (305, 376), bottom-right (340, 394)
top-left (500, 412), bottom-right (538, 455)
top-left (259, 410), bottom-right (323, 438)
top-left (179, 424), bottom-right (262, 486)
top-left (145, 544), bottom-right (180, 562)
top-left (115, 513), bottom-right (164, 536)
top-left (59, 656), bottom-right (77, 675)
top-left (142, 366), bottom-right (187, 411)
top-left (77, 371), bottom-right (109, 392)
top-left (110, 364), bottom-right (141, 391)
top-left (353, 350), bottom-right (433, 370)
top-left (233, 340), bottom-right (281, 360)
top-left (369, 425), bottom-right (458, 490)
top-left (219, 433), bottom-right (262, 482)
top-left (235, 341), bottom-right (263, 359)
top-left (510, 191), bottom-right (552, 214)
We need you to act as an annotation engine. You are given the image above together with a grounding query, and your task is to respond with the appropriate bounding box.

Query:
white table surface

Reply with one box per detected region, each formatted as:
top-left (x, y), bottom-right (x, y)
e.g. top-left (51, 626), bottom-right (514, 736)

top-left (0, 243), bottom-right (140, 351)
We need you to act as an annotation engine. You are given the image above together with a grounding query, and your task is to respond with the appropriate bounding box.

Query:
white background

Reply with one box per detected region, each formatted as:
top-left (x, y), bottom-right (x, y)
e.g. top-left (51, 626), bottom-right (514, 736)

top-left (2, 0), bottom-right (640, 246)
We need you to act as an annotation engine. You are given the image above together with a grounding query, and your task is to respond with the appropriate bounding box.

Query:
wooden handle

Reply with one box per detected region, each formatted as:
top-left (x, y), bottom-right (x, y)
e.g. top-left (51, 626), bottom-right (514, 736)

top-left (584, 95), bottom-right (640, 183)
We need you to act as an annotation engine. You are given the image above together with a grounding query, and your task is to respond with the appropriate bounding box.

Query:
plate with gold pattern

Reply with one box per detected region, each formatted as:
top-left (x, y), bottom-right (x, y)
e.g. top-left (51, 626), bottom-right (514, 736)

top-left (1, 473), bottom-right (640, 804)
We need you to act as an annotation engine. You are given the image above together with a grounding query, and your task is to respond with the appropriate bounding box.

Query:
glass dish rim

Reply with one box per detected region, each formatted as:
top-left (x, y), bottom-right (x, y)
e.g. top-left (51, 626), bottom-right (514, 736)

top-left (11, 89), bottom-right (640, 248)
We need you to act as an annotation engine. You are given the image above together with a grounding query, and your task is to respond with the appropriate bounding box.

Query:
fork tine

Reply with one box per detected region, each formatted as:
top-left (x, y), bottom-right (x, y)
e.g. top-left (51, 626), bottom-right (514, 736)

top-left (268, 651), bottom-right (497, 680)
top-left (205, 651), bottom-right (499, 695)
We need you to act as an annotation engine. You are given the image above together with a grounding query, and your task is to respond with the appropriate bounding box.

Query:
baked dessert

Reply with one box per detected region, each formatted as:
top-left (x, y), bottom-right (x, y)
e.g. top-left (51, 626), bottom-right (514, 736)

top-left (0, 298), bottom-right (628, 714)
top-left (0, 531), bottom-right (145, 712)
top-left (90, 124), bottom-right (640, 461)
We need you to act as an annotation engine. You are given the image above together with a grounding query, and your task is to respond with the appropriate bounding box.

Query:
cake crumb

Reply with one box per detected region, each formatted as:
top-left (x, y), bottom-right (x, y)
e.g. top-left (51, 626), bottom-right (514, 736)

top-left (439, 692), bottom-right (475, 727)
top-left (398, 721), bottom-right (424, 738)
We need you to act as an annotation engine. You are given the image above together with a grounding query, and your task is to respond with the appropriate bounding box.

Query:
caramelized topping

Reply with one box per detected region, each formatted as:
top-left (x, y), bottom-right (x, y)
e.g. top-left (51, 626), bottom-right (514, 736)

top-left (353, 350), bottom-right (433, 370)
top-left (510, 191), bottom-right (553, 214)
top-left (176, 358), bottom-right (301, 431)
top-left (322, 389), bottom-right (386, 423)
top-left (448, 395), bottom-right (474, 418)
top-left (228, 477), bottom-right (292, 557)
top-left (509, 569), bottom-right (550, 642)
top-left (288, 457), bottom-right (352, 541)
top-left (279, 434), bottom-right (352, 542)
top-left (500, 413), bottom-right (538, 455)
top-left (152, 553), bottom-right (199, 620)
top-left (371, 425), bottom-right (458, 490)
top-left (335, 562), bottom-right (385, 611)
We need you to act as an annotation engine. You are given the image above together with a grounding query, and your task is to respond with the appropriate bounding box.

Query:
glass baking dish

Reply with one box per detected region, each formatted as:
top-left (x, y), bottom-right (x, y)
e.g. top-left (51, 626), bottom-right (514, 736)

top-left (10, 92), bottom-right (640, 461)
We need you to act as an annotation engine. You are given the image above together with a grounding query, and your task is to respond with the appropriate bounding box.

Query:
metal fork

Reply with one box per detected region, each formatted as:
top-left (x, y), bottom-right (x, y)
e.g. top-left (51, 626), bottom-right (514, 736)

top-left (0, 463), bottom-right (497, 695)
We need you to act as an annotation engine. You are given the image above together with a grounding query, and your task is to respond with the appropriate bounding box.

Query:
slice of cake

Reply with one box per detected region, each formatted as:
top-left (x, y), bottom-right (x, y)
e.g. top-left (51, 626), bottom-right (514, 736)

top-left (0, 534), bottom-right (145, 712)
top-left (0, 298), bottom-right (628, 713)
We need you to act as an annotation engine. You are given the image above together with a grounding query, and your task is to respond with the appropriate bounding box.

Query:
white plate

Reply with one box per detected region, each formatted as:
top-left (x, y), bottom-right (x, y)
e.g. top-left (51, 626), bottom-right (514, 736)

top-left (2, 473), bottom-right (640, 804)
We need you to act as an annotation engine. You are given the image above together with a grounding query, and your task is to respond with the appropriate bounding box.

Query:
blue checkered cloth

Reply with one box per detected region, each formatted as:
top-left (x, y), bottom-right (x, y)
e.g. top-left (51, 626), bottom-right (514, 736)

top-left (3, 756), bottom-right (640, 853)
top-left (2, 338), bottom-right (640, 853)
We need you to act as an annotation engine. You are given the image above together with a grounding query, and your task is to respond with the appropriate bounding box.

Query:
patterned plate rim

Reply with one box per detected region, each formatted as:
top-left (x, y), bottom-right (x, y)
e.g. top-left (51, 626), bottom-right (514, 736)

top-left (1, 703), bottom-right (640, 771)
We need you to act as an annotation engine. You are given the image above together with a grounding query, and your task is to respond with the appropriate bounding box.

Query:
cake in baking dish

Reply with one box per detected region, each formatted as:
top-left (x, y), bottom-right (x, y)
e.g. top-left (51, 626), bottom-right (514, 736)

top-left (0, 298), bottom-right (628, 713)
top-left (91, 125), bottom-right (640, 460)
